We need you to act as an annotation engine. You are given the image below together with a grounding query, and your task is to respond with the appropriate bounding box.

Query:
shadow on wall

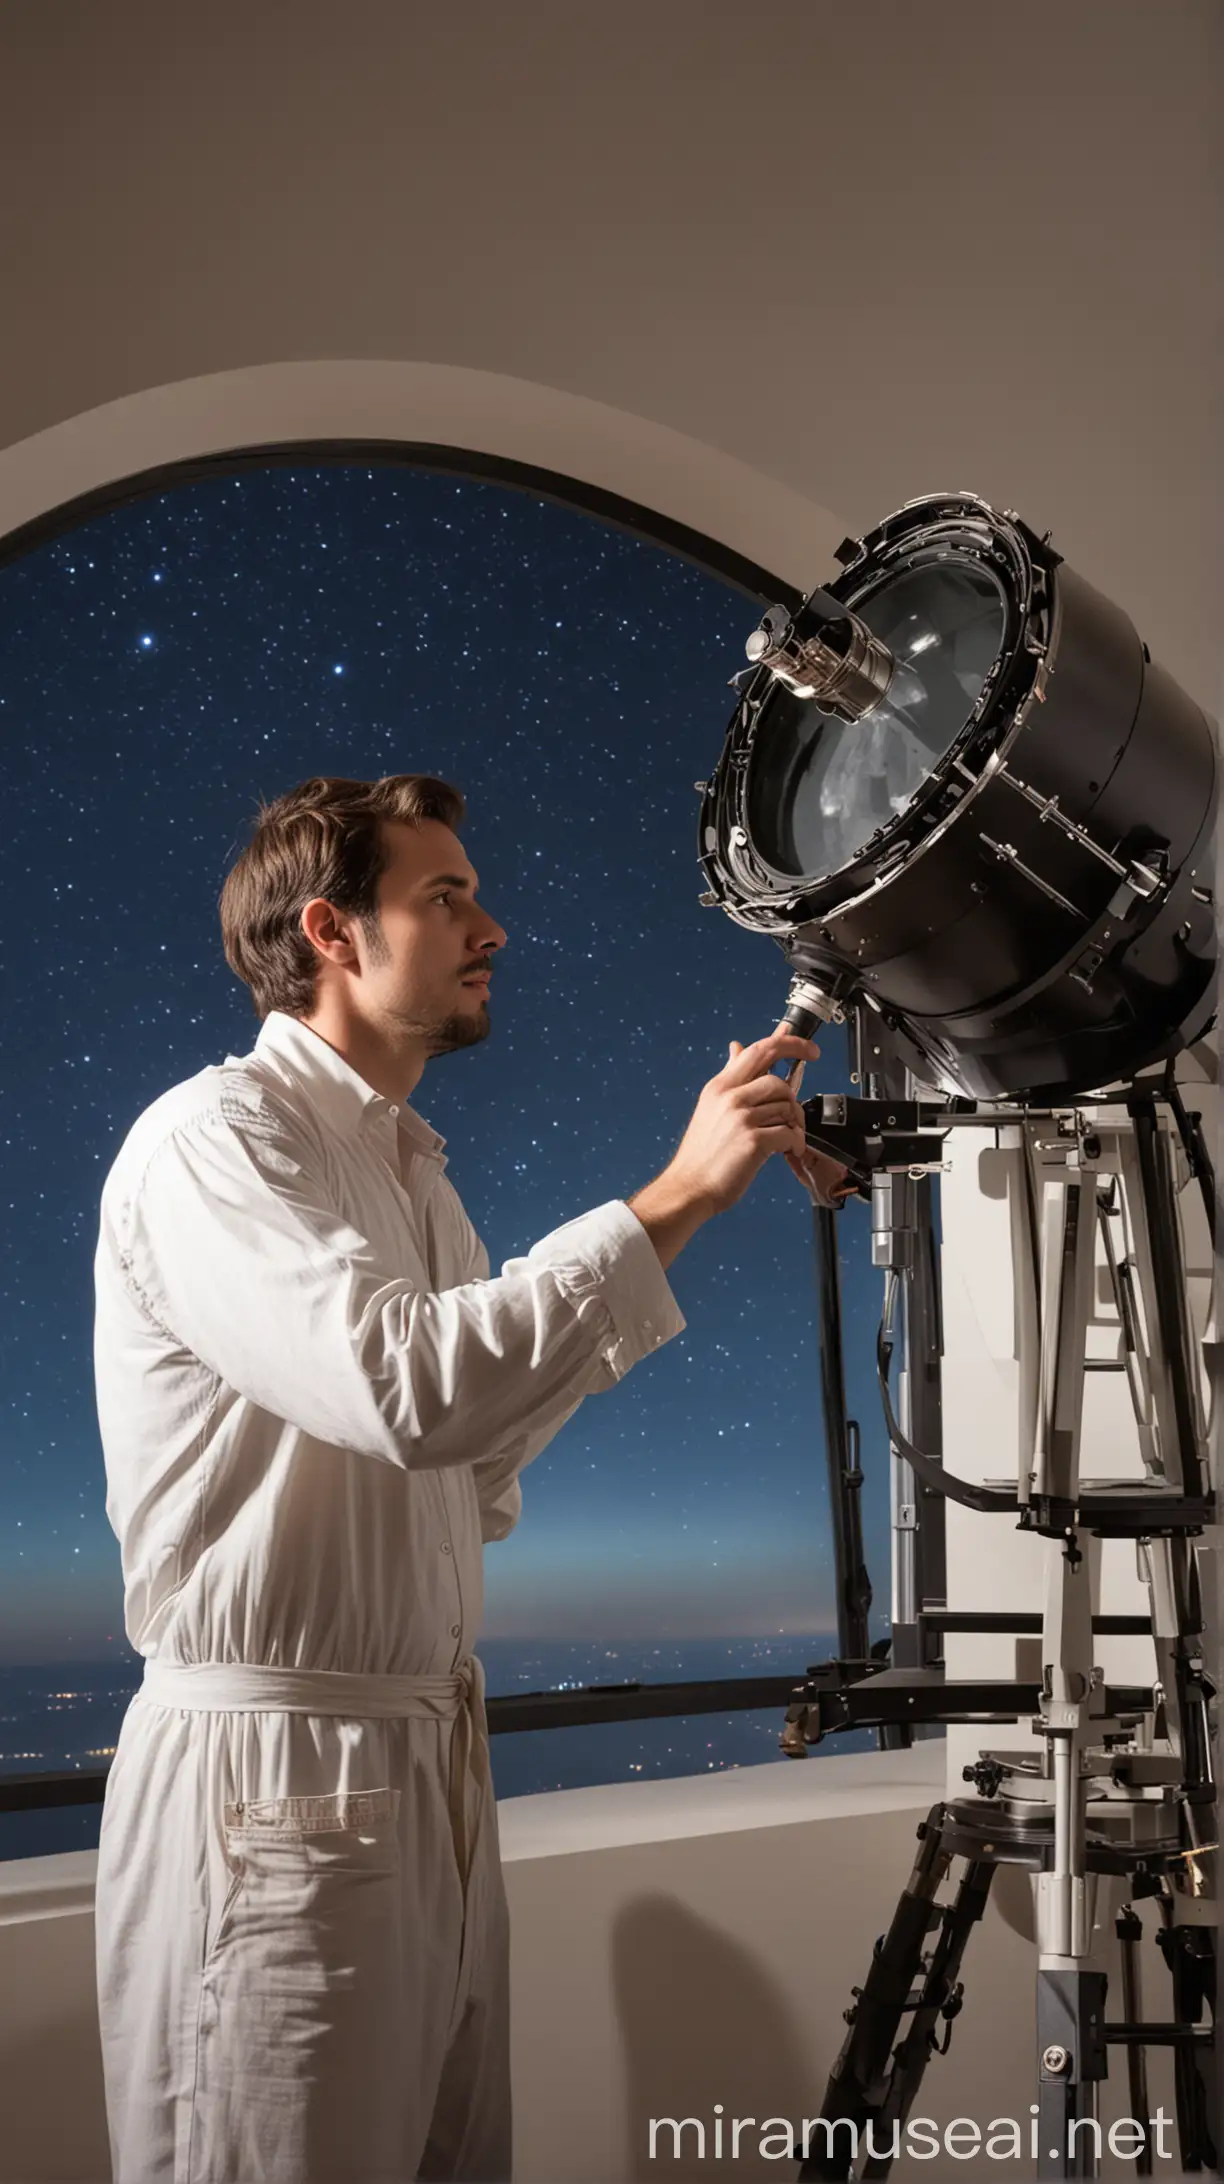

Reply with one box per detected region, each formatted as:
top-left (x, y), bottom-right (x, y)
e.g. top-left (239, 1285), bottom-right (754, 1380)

top-left (0, 1909), bottom-right (111, 2184)
top-left (609, 1869), bottom-right (1184, 2184)
top-left (613, 1893), bottom-right (813, 2181)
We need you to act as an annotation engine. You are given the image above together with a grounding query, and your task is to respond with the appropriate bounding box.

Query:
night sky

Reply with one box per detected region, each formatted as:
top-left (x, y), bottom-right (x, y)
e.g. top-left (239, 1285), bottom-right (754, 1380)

top-left (0, 464), bottom-right (891, 1668)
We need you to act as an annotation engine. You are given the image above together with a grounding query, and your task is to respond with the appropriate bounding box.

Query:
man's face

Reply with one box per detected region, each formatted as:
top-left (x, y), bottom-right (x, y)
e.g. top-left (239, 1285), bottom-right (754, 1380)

top-left (356, 817), bottom-right (507, 1057)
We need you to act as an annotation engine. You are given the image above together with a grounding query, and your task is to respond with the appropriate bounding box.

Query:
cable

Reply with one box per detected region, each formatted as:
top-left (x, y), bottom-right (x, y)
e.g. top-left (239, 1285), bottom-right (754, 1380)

top-left (1164, 1079), bottom-right (1214, 1455)
top-left (877, 1272), bottom-right (1019, 1515)
top-left (1163, 1060), bottom-right (1216, 1248)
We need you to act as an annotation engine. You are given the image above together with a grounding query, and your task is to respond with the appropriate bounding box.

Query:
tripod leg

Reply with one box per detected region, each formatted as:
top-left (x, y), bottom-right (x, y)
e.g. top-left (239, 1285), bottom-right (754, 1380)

top-left (1157, 1920), bottom-right (1217, 2171)
top-left (798, 1806), bottom-right (950, 2182)
top-left (857, 1854), bottom-right (996, 2180)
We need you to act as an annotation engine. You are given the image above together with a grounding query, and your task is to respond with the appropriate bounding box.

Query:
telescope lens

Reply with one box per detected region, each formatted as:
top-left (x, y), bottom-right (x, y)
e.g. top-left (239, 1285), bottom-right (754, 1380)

top-left (748, 559), bottom-right (1006, 878)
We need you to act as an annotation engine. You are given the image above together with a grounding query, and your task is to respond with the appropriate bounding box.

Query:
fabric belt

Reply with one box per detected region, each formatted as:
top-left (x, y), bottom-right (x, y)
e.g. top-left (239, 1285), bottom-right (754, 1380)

top-left (138, 1656), bottom-right (490, 1883)
top-left (140, 1658), bottom-right (481, 1719)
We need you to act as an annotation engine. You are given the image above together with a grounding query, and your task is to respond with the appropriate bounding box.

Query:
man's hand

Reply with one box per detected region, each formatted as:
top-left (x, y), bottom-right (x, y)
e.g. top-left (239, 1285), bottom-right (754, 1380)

top-left (628, 1026), bottom-right (850, 1269)
top-left (763, 1019), bottom-right (857, 1209)
top-left (785, 1143), bottom-right (859, 1207)
top-left (660, 1028), bottom-right (822, 1217)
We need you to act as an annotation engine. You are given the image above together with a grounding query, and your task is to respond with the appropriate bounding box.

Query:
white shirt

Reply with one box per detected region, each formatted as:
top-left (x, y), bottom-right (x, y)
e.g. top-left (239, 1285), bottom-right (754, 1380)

top-left (93, 1009), bottom-right (686, 1677)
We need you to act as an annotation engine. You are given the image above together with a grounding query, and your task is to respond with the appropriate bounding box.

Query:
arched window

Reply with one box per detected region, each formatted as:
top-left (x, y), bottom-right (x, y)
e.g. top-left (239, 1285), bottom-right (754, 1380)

top-left (0, 458), bottom-right (890, 1854)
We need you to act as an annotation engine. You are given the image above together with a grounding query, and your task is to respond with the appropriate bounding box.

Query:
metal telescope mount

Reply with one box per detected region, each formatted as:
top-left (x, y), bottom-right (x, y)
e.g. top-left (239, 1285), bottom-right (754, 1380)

top-left (785, 1003), bottom-right (1217, 2181)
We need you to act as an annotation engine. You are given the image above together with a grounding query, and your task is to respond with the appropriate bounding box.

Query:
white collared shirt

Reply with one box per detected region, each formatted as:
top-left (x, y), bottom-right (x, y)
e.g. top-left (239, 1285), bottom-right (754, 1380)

top-left (93, 1011), bottom-right (686, 1675)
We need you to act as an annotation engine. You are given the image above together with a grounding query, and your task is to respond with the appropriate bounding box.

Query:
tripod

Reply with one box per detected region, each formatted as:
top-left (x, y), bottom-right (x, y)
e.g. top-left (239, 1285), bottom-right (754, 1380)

top-left (791, 1080), bottom-right (1217, 2181)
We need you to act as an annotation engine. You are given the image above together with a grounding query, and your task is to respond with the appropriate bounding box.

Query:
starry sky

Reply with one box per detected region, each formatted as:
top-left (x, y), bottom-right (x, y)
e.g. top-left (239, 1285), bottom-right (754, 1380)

top-left (0, 463), bottom-right (892, 1667)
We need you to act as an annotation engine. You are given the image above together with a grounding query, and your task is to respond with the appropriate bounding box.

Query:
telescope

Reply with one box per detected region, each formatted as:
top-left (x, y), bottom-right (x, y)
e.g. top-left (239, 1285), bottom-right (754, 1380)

top-left (696, 494), bottom-right (1219, 2180)
top-left (697, 492), bottom-right (1215, 1104)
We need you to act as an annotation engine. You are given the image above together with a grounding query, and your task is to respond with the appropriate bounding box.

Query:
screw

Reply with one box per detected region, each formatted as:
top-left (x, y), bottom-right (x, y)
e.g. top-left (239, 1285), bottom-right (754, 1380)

top-left (1042, 2045), bottom-right (1069, 2076)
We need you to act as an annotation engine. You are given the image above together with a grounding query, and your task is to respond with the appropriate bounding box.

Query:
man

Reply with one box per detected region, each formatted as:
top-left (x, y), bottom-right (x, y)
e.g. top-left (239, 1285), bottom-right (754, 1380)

top-left (93, 771), bottom-right (849, 2184)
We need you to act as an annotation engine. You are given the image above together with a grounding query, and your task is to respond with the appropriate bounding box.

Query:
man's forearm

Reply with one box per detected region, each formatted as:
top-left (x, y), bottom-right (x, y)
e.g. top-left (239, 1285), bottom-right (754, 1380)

top-left (625, 1170), bottom-right (713, 1271)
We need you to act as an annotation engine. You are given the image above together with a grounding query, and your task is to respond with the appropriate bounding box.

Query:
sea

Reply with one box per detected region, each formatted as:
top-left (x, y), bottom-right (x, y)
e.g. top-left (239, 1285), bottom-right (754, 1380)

top-left (0, 1633), bottom-right (882, 1862)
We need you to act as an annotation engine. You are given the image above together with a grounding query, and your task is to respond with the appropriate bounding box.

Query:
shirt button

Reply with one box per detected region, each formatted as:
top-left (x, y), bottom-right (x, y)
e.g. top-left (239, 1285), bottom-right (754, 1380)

top-left (440, 1541), bottom-right (452, 1555)
top-left (450, 1623), bottom-right (461, 1638)
top-left (388, 1104), bottom-right (399, 1118)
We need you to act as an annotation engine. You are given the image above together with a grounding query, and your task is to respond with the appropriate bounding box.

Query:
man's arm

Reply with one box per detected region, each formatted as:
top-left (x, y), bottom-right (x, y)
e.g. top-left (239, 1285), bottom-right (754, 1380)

top-left (460, 1022), bottom-right (824, 1531)
top-left (453, 1212), bottom-right (640, 1539)
top-left (463, 1022), bottom-right (825, 1517)
top-left (117, 1091), bottom-right (685, 1476)
top-left (114, 1027), bottom-right (815, 1487)
top-left (624, 1170), bottom-right (713, 1270)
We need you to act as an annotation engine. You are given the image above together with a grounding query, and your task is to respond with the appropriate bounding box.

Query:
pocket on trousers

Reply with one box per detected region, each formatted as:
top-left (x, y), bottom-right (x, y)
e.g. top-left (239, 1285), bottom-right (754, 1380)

top-left (204, 1785), bottom-right (402, 1986)
top-left (193, 1788), bottom-right (406, 2180)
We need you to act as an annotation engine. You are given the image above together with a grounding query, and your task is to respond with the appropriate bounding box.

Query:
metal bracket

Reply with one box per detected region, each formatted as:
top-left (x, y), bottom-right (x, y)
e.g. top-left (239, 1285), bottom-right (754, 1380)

top-left (979, 834), bottom-right (1079, 915)
top-left (993, 765), bottom-right (1168, 915)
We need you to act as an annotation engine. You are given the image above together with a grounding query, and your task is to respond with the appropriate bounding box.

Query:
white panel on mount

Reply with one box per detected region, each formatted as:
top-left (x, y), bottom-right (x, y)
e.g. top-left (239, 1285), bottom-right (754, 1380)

top-left (941, 1126), bottom-right (1049, 1794)
top-left (938, 1092), bottom-right (1218, 1799)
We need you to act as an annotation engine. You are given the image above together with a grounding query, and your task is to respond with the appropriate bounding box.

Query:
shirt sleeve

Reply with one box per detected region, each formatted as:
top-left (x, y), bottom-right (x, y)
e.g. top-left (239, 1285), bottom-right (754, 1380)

top-left (451, 1215), bottom-right (620, 1541)
top-left (118, 1092), bottom-right (686, 1476)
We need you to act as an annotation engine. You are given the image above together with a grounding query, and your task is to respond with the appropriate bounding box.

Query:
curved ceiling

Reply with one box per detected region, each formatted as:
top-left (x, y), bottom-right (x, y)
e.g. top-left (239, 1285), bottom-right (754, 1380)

top-left (0, 362), bottom-right (847, 595)
top-left (1, 0), bottom-right (1220, 701)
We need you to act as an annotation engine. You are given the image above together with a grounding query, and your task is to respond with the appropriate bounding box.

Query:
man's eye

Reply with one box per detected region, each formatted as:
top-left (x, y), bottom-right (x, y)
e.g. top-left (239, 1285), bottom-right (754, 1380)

top-left (433, 892), bottom-right (451, 906)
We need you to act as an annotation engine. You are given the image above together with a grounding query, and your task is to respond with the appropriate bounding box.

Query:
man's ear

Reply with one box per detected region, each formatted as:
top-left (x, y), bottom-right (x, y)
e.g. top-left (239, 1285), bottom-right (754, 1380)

top-left (300, 897), bottom-right (358, 965)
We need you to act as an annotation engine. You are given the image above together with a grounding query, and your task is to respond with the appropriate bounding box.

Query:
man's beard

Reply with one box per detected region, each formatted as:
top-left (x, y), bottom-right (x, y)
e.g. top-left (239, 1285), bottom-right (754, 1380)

top-left (422, 1001), bottom-right (492, 1058)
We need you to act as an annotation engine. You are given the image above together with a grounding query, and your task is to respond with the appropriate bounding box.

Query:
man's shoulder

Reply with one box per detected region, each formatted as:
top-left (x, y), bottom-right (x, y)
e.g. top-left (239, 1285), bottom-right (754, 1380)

top-left (102, 1051), bottom-right (313, 1201)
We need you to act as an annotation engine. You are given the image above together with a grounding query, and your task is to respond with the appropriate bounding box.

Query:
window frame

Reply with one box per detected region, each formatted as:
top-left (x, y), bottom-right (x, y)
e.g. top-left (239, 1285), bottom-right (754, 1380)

top-left (0, 438), bottom-right (836, 1817)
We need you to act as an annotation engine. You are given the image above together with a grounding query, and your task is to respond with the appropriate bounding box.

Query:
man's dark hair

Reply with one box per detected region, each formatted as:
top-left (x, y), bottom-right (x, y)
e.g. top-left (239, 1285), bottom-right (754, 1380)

top-left (219, 772), bottom-right (466, 1017)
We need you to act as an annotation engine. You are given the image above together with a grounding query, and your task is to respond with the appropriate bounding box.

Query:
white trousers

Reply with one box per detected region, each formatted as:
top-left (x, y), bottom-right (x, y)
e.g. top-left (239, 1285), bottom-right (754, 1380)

top-left (95, 1660), bottom-right (512, 2184)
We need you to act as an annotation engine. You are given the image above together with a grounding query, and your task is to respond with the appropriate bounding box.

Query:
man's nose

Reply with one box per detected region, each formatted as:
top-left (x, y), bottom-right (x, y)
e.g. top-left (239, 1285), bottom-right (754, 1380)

top-left (474, 915), bottom-right (506, 955)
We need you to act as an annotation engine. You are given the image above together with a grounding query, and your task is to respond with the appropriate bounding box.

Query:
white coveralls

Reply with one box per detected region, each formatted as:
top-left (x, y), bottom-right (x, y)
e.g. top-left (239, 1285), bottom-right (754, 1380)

top-left (92, 1010), bottom-right (685, 2183)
